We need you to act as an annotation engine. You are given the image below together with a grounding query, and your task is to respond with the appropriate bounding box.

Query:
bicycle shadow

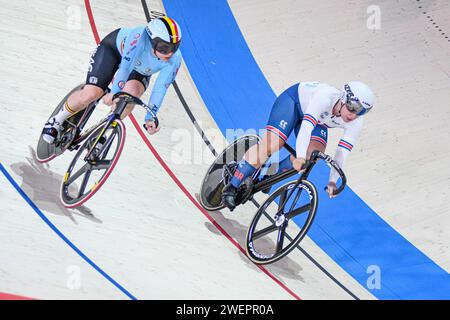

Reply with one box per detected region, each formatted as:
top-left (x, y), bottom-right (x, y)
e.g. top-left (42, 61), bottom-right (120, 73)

top-left (204, 207), bottom-right (305, 283)
top-left (9, 146), bottom-right (102, 225)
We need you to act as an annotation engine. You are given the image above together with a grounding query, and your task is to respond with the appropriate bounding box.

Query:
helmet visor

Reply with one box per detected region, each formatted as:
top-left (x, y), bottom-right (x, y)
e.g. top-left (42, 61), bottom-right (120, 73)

top-left (342, 84), bottom-right (371, 116)
top-left (343, 95), bottom-right (370, 116)
top-left (151, 37), bottom-right (180, 55)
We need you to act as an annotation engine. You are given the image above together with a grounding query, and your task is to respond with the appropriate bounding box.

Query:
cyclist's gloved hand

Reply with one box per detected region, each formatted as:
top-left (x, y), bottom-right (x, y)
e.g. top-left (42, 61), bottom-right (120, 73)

top-left (326, 181), bottom-right (338, 198)
top-left (144, 111), bottom-right (160, 135)
top-left (293, 157), bottom-right (306, 172)
top-left (103, 93), bottom-right (115, 106)
top-left (144, 111), bottom-right (155, 123)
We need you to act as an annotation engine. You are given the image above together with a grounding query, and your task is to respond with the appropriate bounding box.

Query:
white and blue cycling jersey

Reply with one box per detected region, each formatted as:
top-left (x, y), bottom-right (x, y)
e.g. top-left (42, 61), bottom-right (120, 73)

top-left (266, 81), bottom-right (363, 183)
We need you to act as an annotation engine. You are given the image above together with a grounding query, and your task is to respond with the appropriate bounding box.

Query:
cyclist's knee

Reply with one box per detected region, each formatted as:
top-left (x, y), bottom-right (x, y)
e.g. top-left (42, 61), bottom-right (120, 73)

top-left (123, 80), bottom-right (144, 97)
top-left (265, 131), bottom-right (285, 155)
top-left (306, 140), bottom-right (326, 159)
top-left (249, 131), bottom-right (284, 166)
top-left (78, 85), bottom-right (103, 106)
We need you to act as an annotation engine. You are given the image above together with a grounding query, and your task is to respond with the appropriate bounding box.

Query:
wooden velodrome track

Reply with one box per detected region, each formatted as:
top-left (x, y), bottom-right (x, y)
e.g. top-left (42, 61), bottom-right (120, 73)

top-left (0, 0), bottom-right (448, 299)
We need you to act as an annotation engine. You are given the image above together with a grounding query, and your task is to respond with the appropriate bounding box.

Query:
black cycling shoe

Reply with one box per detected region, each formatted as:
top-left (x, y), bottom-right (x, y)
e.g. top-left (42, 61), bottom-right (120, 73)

top-left (222, 183), bottom-right (238, 211)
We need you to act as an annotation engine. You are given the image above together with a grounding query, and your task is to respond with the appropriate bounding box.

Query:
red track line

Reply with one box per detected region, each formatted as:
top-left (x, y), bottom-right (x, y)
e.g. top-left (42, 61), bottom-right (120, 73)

top-left (0, 293), bottom-right (35, 300)
top-left (128, 116), bottom-right (301, 300)
top-left (84, 0), bottom-right (101, 44)
top-left (84, 0), bottom-right (301, 300)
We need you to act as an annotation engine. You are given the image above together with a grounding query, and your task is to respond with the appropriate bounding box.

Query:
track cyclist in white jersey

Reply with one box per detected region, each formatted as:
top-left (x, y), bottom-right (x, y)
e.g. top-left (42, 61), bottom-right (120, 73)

top-left (222, 81), bottom-right (375, 211)
top-left (41, 16), bottom-right (183, 143)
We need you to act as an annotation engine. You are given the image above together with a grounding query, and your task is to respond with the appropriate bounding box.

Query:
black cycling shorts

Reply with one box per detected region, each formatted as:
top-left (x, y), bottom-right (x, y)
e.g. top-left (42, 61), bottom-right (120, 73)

top-left (85, 29), bottom-right (150, 91)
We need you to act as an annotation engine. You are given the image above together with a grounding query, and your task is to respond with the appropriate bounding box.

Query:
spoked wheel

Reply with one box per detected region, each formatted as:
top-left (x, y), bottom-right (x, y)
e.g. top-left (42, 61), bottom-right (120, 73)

top-left (36, 84), bottom-right (88, 163)
top-left (246, 179), bottom-right (318, 264)
top-left (199, 134), bottom-right (261, 211)
top-left (60, 120), bottom-right (126, 208)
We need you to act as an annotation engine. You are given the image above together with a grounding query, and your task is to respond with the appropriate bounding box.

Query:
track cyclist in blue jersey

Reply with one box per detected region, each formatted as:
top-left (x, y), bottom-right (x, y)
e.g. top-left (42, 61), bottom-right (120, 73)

top-left (222, 81), bottom-right (375, 211)
top-left (42, 16), bottom-right (183, 143)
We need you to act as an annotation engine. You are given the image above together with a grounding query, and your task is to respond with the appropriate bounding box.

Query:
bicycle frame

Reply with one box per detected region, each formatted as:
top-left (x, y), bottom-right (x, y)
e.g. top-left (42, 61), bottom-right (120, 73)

top-left (244, 144), bottom-right (346, 204)
top-left (52, 89), bottom-right (106, 152)
top-left (68, 105), bottom-right (102, 147)
top-left (79, 97), bottom-right (133, 162)
top-left (58, 91), bottom-right (146, 163)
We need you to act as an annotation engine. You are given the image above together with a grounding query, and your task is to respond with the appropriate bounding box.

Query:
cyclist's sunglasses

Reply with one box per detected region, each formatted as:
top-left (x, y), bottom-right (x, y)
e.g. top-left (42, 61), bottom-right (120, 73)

top-left (343, 98), bottom-right (368, 116)
top-left (152, 37), bottom-right (180, 55)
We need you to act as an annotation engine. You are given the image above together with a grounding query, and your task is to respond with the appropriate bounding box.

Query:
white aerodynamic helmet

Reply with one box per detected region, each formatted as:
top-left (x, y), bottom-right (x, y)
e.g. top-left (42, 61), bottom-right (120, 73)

top-left (341, 81), bottom-right (375, 116)
top-left (145, 16), bottom-right (182, 54)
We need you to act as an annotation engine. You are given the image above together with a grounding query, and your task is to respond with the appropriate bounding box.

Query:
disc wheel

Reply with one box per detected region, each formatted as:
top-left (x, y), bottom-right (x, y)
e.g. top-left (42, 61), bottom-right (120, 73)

top-left (199, 134), bottom-right (261, 211)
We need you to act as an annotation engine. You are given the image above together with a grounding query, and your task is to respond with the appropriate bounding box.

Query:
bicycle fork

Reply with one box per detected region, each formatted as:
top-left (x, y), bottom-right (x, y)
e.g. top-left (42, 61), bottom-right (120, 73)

top-left (83, 115), bottom-right (116, 162)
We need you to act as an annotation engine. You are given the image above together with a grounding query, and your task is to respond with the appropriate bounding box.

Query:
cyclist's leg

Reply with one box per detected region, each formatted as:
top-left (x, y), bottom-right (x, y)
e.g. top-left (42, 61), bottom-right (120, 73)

top-left (57, 29), bottom-right (122, 123)
top-left (118, 71), bottom-right (150, 119)
top-left (65, 85), bottom-right (105, 115)
top-left (222, 87), bottom-right (299, 210)
top-left (273, 123), bottom-right (329, 174)
top-left (244, 131), bottom-right (285, 168)
top-left (230, 86), bottom-right (299, 188)
top-left (226, 130), bottom-right (284, 190)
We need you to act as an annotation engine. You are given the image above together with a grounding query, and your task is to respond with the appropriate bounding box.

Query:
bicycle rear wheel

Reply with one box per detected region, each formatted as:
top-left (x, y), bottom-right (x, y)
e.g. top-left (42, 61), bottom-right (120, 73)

top-left (36, 84), bottom-right (90, 163)
top-left (199, 134), bottom-right (261, 211)
top-left (60, 119), bottom-right (126, 208)
top-left (246, 179), bottom-right (318, 264)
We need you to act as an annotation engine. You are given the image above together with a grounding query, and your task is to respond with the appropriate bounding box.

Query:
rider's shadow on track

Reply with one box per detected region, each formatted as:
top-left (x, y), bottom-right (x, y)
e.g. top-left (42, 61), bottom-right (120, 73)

top-left (204, 209), bottom-right (305, 283)
top-left (9, 146), bottom-right (102, 225)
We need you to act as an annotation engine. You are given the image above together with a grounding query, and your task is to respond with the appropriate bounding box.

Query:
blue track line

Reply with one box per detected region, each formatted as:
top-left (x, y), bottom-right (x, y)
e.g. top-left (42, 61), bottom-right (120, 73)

top-left (0, 162), bottom-right (137, 300)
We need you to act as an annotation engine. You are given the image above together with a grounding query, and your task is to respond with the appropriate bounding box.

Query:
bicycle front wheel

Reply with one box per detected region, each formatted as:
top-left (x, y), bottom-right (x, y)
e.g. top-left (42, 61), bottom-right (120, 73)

top-left (60, 119), bottom-right (126, 208)
top-left (246, 179), bottom-right (318, 264)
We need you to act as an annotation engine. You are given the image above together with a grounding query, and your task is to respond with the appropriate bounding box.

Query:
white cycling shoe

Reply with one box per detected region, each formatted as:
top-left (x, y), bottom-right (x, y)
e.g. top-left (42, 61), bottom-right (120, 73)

top-left (41, 117), bottom-right (62, 144)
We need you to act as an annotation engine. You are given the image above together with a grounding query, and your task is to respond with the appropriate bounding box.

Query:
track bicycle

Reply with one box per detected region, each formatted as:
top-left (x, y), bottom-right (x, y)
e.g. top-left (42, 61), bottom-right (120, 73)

top-left (199, 134), bottom-right (346, 264)
top-left (36, 87), bottom-right (158, 208)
